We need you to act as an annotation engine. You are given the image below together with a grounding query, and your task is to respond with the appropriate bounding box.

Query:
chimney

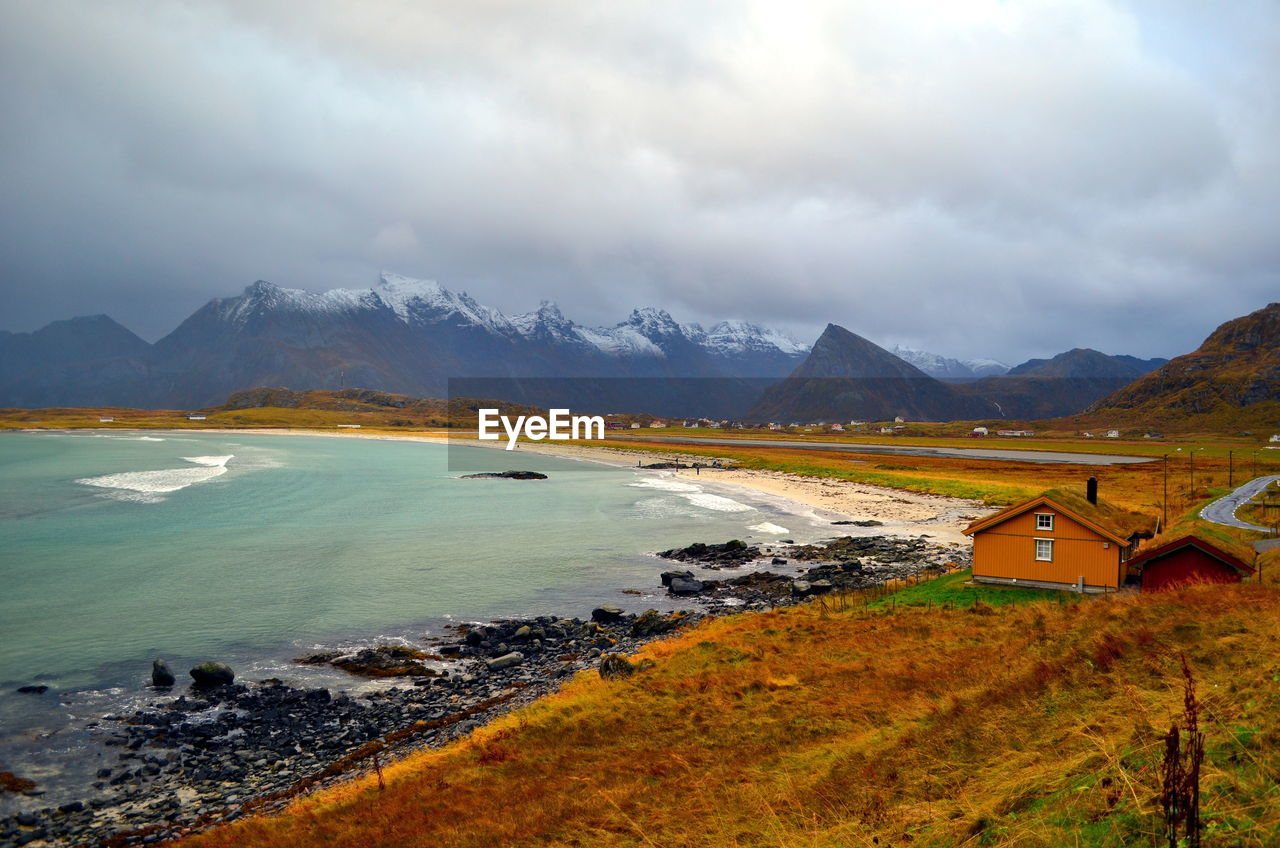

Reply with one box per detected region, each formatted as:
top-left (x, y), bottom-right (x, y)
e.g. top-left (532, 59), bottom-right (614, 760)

top-left (1086, 476), bottom-right (1098, 505)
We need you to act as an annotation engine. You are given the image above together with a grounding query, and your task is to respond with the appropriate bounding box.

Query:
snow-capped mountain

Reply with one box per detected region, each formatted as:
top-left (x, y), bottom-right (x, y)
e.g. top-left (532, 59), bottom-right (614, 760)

top-left (2, 273), bottom-right (810, 413)
top-left (890, 345), bottom-right (1010, 380)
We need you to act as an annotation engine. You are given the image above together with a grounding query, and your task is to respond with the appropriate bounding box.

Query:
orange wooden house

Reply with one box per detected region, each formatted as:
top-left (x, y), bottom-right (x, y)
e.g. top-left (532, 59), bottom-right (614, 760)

top-left (962, 479), bottom-right (1156, 593)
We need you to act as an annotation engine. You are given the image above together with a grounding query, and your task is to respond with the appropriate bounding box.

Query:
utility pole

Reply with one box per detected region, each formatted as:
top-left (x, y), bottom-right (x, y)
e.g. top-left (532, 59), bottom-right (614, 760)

top-left (1162, 454), bottom-right (1169, 530)
top-left (1190, 449), bottom-right (1196, 499)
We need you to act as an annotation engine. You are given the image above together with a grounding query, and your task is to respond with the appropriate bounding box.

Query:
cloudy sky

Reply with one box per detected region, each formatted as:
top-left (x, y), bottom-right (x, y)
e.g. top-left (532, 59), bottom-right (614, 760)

top-left (1, 1), bottom-right (1277, 364)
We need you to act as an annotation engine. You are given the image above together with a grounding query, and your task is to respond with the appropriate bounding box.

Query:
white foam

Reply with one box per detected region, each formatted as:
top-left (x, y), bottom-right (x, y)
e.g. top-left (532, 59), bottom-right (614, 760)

top-left (132, 436), bottom-right (165, 442)
top-left (748, 522), bottom-right (790, 534)
top-left (76, 455), bottom-right (234, 503)
top-left (682, 493), bottom-right (753, 513)
top-left (626, 477), bottom-right (701, 493)
top-left (181, 455), bottom-right (233, 467)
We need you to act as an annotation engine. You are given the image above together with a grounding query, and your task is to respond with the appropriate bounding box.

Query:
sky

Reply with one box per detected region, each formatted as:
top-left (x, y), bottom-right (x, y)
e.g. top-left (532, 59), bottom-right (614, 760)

top-left (1, 0), bottom-right (1277, 365)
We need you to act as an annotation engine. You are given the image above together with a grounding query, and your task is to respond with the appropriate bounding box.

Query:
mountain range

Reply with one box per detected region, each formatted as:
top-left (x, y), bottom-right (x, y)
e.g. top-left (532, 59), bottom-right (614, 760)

top-left (1, 272), bottom-right (1177, 419)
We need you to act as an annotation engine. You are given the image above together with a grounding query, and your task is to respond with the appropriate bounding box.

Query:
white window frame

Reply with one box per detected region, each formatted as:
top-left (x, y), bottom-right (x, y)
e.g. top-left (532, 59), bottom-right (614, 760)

top-left (1035, 513), bottom-right (1054, 531)
top-left (1034, 538), bottom-right (1054, 562)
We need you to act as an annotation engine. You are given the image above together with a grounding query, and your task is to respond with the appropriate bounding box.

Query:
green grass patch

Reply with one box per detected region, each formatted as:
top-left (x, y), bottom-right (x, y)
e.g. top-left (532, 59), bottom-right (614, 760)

top-left (871, 569), bottom-right (1080, 609)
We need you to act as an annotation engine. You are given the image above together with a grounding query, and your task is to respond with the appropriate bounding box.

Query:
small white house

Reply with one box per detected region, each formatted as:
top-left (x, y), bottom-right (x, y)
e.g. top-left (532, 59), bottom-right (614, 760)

top-left (187, 414), bottom-right (206, 421)
top-left (649, 420), bottom-right (664, 428)
top-left (337, 423), bottom-right (361, 429)
top-left (893, 416), bottom-right (905, 423)
top-left (1106, 429), bottom-right (1121, 438)
top-left (972, 426), bottom-right (989, 436)
top-left (1270, 434), bottom-right (1280, 443)
top-left (830, 423), bottom-right (844, 431)
top-left (99, 417), bottom-right (114, 423)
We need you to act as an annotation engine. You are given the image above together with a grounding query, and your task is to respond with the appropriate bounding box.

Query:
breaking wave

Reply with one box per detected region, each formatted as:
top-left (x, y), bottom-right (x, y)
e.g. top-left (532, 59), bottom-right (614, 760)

top-left (76, 456), bottom-right (233, 503)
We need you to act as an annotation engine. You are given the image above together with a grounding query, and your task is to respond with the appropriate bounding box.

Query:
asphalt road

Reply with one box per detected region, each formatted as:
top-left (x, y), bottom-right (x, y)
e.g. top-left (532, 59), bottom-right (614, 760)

top-left (609, 435), bottom-right (1154, 466)
top-left (1199, 474), bottom-right (1280, 533)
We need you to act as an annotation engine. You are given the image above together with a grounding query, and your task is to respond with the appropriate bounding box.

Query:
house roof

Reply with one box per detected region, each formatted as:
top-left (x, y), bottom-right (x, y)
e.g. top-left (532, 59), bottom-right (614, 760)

top-left (963, 487), bottom-right (1157, 546)
top-left (1127, 534), bottom-right (1255, 576)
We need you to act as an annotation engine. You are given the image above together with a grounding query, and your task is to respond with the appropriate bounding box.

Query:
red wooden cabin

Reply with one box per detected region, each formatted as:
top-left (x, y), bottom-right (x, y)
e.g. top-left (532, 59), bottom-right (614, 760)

top-left (1130, 535), bottom-right (1255, 592)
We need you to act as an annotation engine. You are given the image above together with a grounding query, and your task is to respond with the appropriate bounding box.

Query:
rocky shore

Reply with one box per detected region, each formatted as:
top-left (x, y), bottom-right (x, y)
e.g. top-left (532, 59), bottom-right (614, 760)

top-left (2, 532), bottom-right (964, 848)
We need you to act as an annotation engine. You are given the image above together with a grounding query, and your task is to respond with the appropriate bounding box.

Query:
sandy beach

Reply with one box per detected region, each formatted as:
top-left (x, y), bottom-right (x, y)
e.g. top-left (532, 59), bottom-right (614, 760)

top-left (176, 428), bottom-right (993, 546)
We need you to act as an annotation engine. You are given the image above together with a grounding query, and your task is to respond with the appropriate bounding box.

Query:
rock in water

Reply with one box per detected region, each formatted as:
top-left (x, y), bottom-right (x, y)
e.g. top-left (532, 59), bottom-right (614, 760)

top-left (459, 470), bottom-right (548, 480)
top-left (668, 577), bottom-right (705, 595)
top-left (16, 685), bottom-right (48, 695)
top-left (151, 659), bottom-right (176, 687)
top-left (189, 662), bottom-right (235, 688)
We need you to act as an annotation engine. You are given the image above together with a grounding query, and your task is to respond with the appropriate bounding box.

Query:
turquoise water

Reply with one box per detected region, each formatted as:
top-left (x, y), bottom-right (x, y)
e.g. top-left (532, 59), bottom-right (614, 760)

top-left (0, 431), bottom-right (832, 692)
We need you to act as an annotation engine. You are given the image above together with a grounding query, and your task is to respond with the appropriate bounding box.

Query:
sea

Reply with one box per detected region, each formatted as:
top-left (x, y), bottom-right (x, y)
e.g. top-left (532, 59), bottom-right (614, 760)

top-left (0, 430), bottom-right (843, 808)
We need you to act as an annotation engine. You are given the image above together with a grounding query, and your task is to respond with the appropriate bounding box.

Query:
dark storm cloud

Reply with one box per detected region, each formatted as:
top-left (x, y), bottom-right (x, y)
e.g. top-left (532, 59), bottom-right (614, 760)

top-left (1, 0), bottom-right (1277, 364)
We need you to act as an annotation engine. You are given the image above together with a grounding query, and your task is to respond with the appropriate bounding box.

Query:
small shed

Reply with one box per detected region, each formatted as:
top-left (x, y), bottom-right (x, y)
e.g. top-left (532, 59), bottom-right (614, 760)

top-left (1131, 535), bottom-right (1254, 592)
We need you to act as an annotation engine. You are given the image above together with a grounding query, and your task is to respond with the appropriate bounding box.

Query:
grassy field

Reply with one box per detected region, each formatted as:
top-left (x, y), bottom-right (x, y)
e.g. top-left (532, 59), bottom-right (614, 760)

top-left (11, 403), bottom-right (1280, 845)
top-left (176, 576), bottom-right (1280, 848)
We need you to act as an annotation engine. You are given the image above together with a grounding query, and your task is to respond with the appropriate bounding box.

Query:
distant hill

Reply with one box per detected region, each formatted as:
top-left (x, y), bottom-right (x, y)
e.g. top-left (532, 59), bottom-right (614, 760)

top-left (747, 324), bottom-right (994, 421)
top-left (1082, 302), bottom-right (1280, 430)
top-left (1006, 348), bottom-right (1166, 379)
top-left (215, 387), bottom-right (546, 427)
top-left (747, 326), bottom-right (1178, 423)
top-left (0, 315), bottom-right (151, 408)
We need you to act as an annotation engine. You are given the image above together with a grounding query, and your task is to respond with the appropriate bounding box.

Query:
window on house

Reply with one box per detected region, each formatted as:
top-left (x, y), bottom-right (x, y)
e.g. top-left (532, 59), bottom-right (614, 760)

top-left (1035, 538), bottom-right (1054, 561)
top-left (1035, 513), bottom-right (1054, 531)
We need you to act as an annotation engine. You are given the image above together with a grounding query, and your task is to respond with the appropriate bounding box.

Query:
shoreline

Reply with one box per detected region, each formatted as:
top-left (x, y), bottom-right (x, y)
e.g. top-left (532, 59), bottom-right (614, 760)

top-left (1, 428), bottom-right (989, 845)
top-left (95, 426), bottom-right (996, 545)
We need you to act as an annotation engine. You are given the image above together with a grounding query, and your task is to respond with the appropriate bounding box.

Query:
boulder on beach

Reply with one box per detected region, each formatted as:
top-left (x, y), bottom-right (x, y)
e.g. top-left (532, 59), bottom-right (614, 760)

top-left (591, 605), bottom-right (625, 623)
top-left (598, 653), bottom-right (636, 679)
top-left (485, 652), bottom-right (525, 671)
top-left (629, 609), bottom-right (688, 638)
top-left (660, 570), bottom-right (695, 587)
top-left (151, 659), bottom-right (176, 687)
top-left (189, 662), bottom-right (235, 688)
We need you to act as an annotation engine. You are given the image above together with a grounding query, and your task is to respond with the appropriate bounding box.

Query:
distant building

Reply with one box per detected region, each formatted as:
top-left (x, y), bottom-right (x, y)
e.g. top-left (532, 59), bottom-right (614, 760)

top-left (1270, 434), bottom-right (1280, 443)
top-left (336, 423), bottom-right (361, 429)
top-left (996, 429), bottom-right (1034, 437)
top-left (971, 427), bottom-right (989, 436)
top-left (963, 480), bottom-right (1156, 593)
top-left (649, 420), bottom-right (664, 428)
top-left (893, 416), bottom-right (905, 423)
top-left (1081, 432), bottom-right (1095, 438)
top-left (187, 414), bottom-right (206, 421)
top-left (1106, 430), bottom-right (1121, 438)
top-left (630, 422), bottom-right (641, 429)
top-left (879, 426), bottom-right (895, 434)
top-left (1143, 433), bottom-right (1164, 439)
top-left (830, 423), bottom-right (844, 431)
top-left (99, 417), bottom-right (114, 423)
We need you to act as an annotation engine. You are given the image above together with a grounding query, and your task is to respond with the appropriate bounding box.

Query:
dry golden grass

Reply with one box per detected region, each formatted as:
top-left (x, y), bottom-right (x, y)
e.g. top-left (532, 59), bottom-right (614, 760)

top-left (178, 580), bottom-right (1280, 848)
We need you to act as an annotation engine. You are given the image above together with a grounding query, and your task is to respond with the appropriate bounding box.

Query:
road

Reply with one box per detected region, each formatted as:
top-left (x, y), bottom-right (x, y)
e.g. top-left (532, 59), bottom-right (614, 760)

top-left (1199, 475), bottom-right (1280, 533)
top-left (608, 435), bottom-right (1154, 466)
